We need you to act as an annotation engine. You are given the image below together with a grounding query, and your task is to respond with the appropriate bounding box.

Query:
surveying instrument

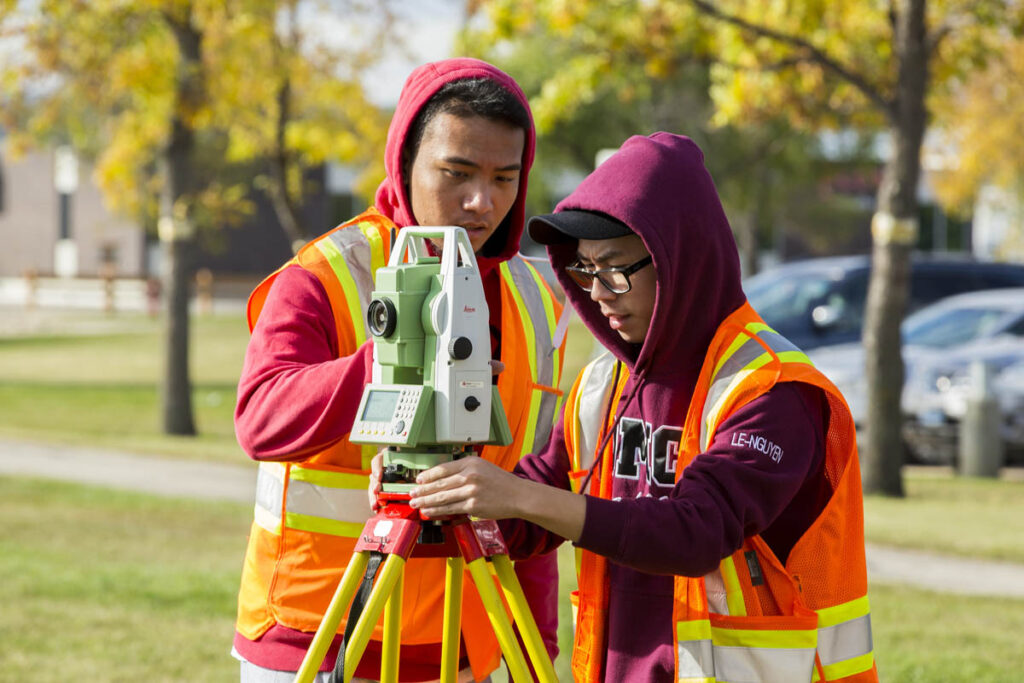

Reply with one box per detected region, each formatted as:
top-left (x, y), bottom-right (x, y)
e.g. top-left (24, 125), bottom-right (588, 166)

top-left (294, 227), bottom-right (557, 683)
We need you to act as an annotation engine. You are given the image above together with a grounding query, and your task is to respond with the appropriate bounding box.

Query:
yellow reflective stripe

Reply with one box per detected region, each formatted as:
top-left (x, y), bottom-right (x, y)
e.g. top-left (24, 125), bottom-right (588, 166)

top-left (710, 624), bottom-right (818, 649)
top-left (289, 466), bottom-right (369, 489)
top-left (520, 388), bottom-right (542, 457)
top-left (501, 261), bottom-right (538, 379)
top-left (744, 322), bottom-right (773, 335)
top-left (822, 651), bottom-right (875, 680)
top-left (356, 220), bottom-right (385, 277)
top-left (703, 349), bottom-right (815, 449)
top-left (677, 619), bottom-right (713, 642)
top-left (711, 334), bottom-right (750, 381)
top-left (720, 556), bottom-right (747, 617)
top-left (526, 260), bottom-right (561, 382)
top-left (817, 595), bottom-right (871, 629)
top-left (253, 503), bottom-right (282, 535)
top-left (703, 364), bottom-right (762, 449)
top-left (777, 349), bottom-right (812, 366)
top-left (285, 510), bottom-right (364, 538)
top-left (677, 678), bottom-right (715, 683)
top-left (315, 236), bottom-right (366, 348)
top-left (360, 444), bottom-right (377, 471)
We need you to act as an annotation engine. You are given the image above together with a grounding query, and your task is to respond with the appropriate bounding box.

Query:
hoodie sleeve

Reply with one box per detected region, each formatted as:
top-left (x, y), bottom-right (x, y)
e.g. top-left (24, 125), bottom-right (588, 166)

top-left (234, 265), bottom-right (374, 461)
top-left (575, 381), bottom-right (830, 576)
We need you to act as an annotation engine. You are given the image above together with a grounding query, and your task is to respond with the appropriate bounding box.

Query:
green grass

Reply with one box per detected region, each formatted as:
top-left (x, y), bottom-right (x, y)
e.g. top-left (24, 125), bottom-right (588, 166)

top-left (864, 475), bottom-right (1024, 563)
top-left (5, 475), bottom-right (1024, 683)
top-left (0, 476), bottom-right (252, 682)
top-left (0, 311), bottom-right (249, 462)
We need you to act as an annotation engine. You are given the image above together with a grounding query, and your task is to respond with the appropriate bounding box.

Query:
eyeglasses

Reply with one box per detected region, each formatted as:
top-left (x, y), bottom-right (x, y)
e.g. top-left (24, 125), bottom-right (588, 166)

top-left (565, 256), bottom-right (653, 294)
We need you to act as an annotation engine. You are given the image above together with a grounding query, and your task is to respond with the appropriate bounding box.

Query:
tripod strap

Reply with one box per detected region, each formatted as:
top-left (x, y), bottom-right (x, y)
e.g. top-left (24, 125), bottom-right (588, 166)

top-left (328, 551), bottom-right (385, 683)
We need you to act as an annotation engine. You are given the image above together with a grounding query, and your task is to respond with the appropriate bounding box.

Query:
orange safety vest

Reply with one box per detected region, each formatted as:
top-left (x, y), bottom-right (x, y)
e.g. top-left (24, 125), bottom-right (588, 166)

top-left (236, 208), bottom-right (566, 679)
top-left (565, 302), bottom-right (877, 682)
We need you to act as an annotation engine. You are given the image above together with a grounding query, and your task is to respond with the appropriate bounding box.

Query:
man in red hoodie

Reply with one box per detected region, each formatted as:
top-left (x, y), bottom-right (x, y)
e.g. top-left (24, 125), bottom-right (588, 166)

top-left (402, 133), bottom-right (877, 682)
top-left (233, 59), bottom-right (566, 682)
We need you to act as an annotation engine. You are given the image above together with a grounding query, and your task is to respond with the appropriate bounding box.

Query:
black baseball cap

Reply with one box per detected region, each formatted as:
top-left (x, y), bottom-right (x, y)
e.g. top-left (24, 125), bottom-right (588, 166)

top-left (528, 209), bottom-right (633, 245)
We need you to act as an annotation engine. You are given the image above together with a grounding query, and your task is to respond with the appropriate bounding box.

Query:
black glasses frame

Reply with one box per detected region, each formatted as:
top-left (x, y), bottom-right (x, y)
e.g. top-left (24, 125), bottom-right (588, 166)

top-left (565, 255), bottom-right (653, 294)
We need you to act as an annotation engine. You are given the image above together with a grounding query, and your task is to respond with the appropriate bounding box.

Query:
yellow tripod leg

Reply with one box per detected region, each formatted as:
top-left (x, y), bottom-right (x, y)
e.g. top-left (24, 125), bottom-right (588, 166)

top-left (490, 555), bottom-right (558, 683)
top-left (379, 567), bottom-right (403, 683)
top-left (465, 557), bottom-right (532, 683)
top-left (294, 552), bottom-right (370, 683)
top-left (440, 557), bottom-right (464, 683)
top-left (342, 553), bottom-right (408, 682)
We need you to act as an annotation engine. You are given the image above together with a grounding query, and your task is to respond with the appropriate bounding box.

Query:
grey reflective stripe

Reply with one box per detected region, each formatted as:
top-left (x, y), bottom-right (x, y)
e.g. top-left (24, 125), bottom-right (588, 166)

top-left (677, 638), bottom-right (715, 679)
top-left (575, 352), bottom-right (619, 474)
top-left (714, 645), bottom-right (816, 683)
top-left (321, 226), bottom-right (375, 337)
top-left (818, 614), bottom-right (873, 667)
top-left (699, 327), bottom-right (802, 450)
top-left (253, 463), bottom-right (371, 536)
top-left (286, 477), bottom-right (372, 526)
top-left (254, 462), bottom-right (284, 533)
top-left (506, 256), bottom-right (559, 452)
top-left (703, 568), bottom-right (731, 615)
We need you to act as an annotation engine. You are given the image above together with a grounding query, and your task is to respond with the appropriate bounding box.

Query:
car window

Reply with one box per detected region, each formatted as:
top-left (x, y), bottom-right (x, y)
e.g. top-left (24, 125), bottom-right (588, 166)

top-left (903, 305), bottom-right (1010, 348)
top-left (744, 271), bottom-right (834, 322)
top-left (908, 270), bottom-right (982, 310)
top-left (1005, 316), bottom-right (1024, 337)
top-left (821, 271), bottom-right (868, 333)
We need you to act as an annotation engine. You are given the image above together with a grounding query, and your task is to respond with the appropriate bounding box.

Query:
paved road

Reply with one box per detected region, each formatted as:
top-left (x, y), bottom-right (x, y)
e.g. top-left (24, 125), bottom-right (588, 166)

top-left (3, 437), bottom-right (1024, 598)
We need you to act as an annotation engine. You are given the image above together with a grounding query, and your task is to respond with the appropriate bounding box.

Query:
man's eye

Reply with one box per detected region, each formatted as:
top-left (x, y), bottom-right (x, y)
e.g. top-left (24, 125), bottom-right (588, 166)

top-left (442, 168), bottom-right (467, 178)
top-left (496, 174), bottom-right (518, 183)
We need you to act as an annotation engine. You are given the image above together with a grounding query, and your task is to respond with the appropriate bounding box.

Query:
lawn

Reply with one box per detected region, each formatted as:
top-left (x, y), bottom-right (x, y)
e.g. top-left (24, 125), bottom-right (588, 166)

top-left (4, 475), bottom-right (1023, 683)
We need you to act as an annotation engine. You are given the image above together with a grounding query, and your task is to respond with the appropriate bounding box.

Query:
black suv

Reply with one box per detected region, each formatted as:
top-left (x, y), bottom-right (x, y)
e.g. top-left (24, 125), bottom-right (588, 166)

top-left (743, 254), bottom-right (1024, 350)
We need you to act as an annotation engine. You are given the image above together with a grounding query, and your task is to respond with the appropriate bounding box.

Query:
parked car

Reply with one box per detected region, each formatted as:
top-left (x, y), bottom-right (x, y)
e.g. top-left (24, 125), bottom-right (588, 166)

top-left (809, 288), bottom-right (1024, 463)
top-left (901, 336), bottom-right (1024, 465)
top-left (743, 254), bottom-right (1024, 351)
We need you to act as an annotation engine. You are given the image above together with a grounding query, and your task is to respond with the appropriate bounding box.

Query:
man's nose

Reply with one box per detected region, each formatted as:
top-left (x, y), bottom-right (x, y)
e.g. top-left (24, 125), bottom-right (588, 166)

top-left (463, 182), bottom-right (495, 214)
top-left (589, 277), bottom-right (616, 302)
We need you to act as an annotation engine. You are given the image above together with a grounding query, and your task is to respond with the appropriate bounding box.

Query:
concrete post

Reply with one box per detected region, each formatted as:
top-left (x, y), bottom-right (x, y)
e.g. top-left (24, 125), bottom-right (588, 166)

top-left (958, 359), bottom-right (1003, 477)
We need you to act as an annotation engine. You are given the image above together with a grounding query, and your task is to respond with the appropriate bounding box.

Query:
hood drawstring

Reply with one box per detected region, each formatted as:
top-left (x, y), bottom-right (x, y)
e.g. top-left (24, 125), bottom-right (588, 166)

top-left (577, 363), bottom-right (649, 496)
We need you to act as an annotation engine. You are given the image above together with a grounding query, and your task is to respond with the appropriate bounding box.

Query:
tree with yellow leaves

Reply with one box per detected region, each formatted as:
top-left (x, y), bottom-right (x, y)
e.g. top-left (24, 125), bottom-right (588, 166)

top-left (470, 0), bottom-right (1024, 496)
top-left (0, 0), bottom-right (392, 435)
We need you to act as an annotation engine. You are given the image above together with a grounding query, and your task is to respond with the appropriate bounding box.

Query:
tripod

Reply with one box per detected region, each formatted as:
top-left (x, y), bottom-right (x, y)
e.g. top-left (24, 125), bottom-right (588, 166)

top-left (293, 491), bottom-right (558, 683)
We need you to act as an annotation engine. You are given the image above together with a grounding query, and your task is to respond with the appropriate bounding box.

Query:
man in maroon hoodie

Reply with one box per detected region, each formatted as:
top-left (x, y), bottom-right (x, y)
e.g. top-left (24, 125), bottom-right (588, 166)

top-left (402, 133), bottom-right (875, 682)
top-left (233, 59), bottom-right (565, 682)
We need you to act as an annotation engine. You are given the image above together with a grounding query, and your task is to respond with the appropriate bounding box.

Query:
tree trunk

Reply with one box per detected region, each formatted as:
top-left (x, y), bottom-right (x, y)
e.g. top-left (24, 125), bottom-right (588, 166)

top-left (267, 76), bottom-right (308, 253)
top-left (861, 0), bottom-right (928, 496)
top-left (160, 124), bottom-right (197, 436)
top-left (160, 7), bottom-right (202, 436)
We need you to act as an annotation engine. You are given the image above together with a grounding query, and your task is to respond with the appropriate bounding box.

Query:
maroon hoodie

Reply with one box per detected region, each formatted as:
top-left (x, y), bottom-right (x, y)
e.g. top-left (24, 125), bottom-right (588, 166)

top-left (233, 58), bottom-right (558, 678)
top-left (504, 133), bottom-right (832, 681)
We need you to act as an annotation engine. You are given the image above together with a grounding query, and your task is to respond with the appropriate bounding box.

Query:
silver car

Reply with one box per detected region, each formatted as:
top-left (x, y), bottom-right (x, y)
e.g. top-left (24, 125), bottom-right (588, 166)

top-left (808, 288), bottom-right (1024, 463)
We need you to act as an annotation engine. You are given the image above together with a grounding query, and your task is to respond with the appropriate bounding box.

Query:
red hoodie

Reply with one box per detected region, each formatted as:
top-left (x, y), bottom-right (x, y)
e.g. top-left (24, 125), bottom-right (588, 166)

top-left (233, 58), bottom-right (557, 679)
top-left (502, 133), bottom-right (833, 681)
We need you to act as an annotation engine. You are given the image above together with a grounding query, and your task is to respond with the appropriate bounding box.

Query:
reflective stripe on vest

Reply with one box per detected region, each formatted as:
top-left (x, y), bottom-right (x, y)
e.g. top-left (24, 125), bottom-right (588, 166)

top-left (568, 352), bottom-right (622, 489)
top-left (699, 321), bottom-right (810, 450)
top-left (815, 596), bottom-right (874, 680)
top-left (253, 462), bottom-right (372, 538)
top-left (500, 257), bottom-right (563, 456)
top-left (311, 220), bottom-right (384, 348)
top-left (676, 617), bottom-right (818, 683)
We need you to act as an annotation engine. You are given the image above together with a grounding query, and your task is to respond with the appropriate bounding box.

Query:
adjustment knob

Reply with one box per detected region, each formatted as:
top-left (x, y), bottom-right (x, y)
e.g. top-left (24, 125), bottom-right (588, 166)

top-left (464, 395), bottom-right (481, 412)
top-left (449, 336), bottom-right (473, 360)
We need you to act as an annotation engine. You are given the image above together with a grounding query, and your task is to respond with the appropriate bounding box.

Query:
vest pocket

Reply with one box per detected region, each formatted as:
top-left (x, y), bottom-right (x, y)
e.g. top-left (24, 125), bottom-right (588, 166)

top-left (682, 612), bottom-right (819, 683)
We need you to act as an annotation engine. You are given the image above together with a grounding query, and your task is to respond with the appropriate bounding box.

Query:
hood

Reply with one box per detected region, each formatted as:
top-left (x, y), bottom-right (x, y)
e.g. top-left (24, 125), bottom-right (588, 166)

top-left (374, 58), bottom-right (536, 268)
top-left (546, 133), bottom-right (746, 381)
